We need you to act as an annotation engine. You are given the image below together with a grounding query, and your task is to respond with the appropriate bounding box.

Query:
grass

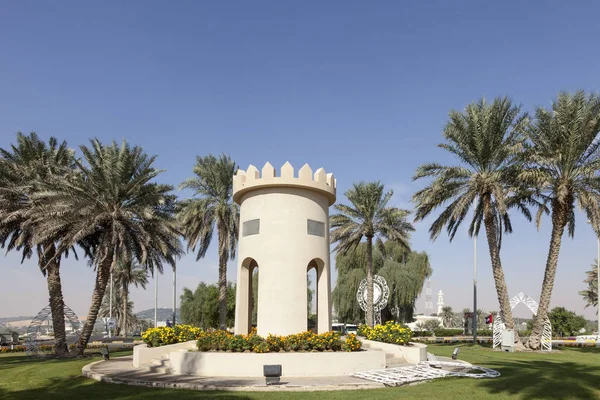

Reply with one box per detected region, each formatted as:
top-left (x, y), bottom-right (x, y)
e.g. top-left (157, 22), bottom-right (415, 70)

top-left (0, 345), bottom-right (599, 399)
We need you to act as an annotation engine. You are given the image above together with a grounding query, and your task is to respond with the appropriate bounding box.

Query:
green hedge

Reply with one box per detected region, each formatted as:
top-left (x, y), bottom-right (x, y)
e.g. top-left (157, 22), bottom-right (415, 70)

top-left (0, 344), bottom-right (131, 353)
top-left (196, 329), bottom-right (362, 353)
top-left (411, 328), bottom-right (493, 337)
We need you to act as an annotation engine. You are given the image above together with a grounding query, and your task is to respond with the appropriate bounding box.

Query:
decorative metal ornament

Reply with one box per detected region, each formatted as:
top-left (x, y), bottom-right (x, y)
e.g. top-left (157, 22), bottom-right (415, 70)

top-left (352, 361), bottom-right (500, 386)
top-left (357, 275), bottom-right (390, 325)
top-left (26, 304), bottom-right (81, 356)
top-left (492, 292), bottom-right (552, 351)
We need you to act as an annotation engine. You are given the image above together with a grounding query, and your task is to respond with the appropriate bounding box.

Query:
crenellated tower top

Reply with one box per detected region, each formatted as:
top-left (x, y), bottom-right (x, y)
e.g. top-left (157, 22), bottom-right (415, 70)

top-left (233, 161), bottom-right (336, 205)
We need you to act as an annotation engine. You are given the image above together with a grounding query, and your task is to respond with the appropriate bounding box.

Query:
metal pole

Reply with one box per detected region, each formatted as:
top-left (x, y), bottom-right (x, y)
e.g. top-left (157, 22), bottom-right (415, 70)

top-left (172, 263), bottom-right (177, 325)
top-left (154, 270), bottom-right (158, 328)
top-left (109, 272), bottom-right (113, 338)
top-left (473, 198), bottom-right (478, 344)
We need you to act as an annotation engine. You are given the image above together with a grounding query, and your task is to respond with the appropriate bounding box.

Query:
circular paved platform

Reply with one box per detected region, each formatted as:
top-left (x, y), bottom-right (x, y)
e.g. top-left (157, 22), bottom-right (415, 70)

top-left (82, 356), bottom-right (385, 392)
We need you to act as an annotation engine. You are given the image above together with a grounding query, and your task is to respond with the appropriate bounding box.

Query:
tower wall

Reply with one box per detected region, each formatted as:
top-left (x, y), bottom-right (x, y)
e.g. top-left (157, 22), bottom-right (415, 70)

top-left (233, 162), bottom-right (336, 337)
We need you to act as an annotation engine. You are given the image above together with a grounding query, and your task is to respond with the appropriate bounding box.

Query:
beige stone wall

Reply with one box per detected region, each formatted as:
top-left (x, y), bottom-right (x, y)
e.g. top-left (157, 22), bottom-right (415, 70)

top-left (359, 339), bottom-right (428, 364)
top-left (132, 341), bottom-right (197, 368)
top-left (233, 162), bottom-right (336, 337)
top-left (169, 350), bottom-right (385, 377)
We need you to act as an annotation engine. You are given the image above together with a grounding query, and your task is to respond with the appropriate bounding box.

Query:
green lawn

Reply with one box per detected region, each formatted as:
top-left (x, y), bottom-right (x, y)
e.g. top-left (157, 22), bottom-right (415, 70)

top-left (1, 345), bottom-right (599, 400)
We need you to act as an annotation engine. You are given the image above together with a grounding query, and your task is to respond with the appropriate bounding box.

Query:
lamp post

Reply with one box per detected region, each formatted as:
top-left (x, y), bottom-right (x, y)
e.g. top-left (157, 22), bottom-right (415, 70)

top-left (172, 263), bottom-right (177, 325)
top-left (109, 272), bottom-right (113, 338)
top-left (473, 198), bottom-right (478, 344)
top-left (154, 270), bottom-right (158, 328)
top-left (587, 220), bottom-right (600, 340)
top-left (597, 236), bottom-right (599, 339)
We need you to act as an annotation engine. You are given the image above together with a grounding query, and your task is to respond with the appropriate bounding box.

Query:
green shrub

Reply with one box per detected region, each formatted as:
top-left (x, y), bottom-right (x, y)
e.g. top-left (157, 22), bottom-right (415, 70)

top-left (141, 325), bottom-right (202, 347)
top-left (265, 334), bottom-right (284, 352)
top-left (253, 341), bottom-right (270, 353)
top-left (433, 328), bottom-right (464, 336)
top-left (359, 321), bottom-right (413, 345)
top-left (410, 328), bottom-right (494, 337)
top-left (342, 334), bottom-right (361, 352)
top-left (195, 330), bottom-right (358, 353)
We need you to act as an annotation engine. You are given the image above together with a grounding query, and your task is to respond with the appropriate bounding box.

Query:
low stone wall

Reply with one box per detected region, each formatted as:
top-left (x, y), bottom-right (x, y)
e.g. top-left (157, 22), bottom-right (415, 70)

top-left (133, 341), bottom-right (197, 368)
top-left (359, 339), bottom-right (427, 364)
top-left (169, 350), bottom-right (386, 377)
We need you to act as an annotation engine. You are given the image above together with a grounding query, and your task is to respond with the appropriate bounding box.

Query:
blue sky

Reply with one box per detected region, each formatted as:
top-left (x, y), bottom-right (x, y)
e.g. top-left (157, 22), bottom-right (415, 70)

top-left (1, 1), bottom-right (599, 320)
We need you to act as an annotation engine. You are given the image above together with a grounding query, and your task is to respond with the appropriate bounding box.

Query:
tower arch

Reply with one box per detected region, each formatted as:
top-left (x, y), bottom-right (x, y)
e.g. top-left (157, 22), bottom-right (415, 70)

top-left (234, 257), bottom-right (259, 334)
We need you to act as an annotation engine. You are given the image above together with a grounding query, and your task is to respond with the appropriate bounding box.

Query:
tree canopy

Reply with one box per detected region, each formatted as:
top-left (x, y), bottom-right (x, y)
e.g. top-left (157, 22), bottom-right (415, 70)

top-left (180, 281), bottom-right (236, 329)
top-left (178, 154), bottom-right (239, 330)
top-left (579, 261), bottom-right (598, 311)
top-left (332, 240), bottom-right (431, 324)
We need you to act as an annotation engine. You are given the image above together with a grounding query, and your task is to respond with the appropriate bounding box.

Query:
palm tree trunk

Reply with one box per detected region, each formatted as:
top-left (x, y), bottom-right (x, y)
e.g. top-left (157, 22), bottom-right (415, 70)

top-left (218, 223), bottom-right (227, 330)
top-left (122, 289), bottom-right (128, 338)
top-left (75, 252), bottom-right (114, 356)
top-left (482, 196), bottom-right (521, 347)
top-left (527, 200), bottom-right (568, 350)
top-left (366, 236), bottom-right (374, 327)
top-left (43, 244), bottom-right (69, 357)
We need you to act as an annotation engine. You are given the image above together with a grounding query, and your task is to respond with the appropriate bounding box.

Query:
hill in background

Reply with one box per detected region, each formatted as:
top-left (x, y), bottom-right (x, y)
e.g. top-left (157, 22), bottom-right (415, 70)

top-left (0, 316), bottom-right (34, 325)
top-left (136, 308), bottom-right (180, 323)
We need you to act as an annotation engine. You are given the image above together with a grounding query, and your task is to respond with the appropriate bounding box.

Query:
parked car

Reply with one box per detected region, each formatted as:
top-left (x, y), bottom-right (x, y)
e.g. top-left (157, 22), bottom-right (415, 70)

top-left (345, 324), bottom-right (358, 335)
top-left (331, 323), bottom-right (358, 335)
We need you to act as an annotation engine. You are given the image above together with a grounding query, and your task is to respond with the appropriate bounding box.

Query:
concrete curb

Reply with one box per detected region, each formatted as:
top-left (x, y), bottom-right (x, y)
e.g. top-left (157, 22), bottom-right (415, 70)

top-left (81, 357), bottom-right (385, 392)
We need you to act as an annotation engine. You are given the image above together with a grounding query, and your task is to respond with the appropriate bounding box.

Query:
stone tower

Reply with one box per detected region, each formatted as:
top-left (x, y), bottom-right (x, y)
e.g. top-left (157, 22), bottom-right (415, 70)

top-left (232, 162), bottom-right (336, 337)
top-left (437, 290), bottom-right (444, 315)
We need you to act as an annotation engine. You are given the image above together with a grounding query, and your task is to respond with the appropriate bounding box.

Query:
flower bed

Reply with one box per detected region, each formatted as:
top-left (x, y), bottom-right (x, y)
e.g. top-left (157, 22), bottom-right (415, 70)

top-left (141, 325), bottom-right (203, 348)
top-left (358, 321), bottom-right (413, 345)
top-left (0, 345), bottom-right (29, 353)
top-left (196, 329), bottom-right (362, 353)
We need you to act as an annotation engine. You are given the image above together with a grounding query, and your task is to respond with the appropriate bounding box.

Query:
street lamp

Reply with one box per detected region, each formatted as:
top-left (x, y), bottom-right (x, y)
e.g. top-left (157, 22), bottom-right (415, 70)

top-left (172, 263), bottom-right (177, 325)
top-left (109, 272), bottom-right (113, 338)
top-left (154, 269), bottom-right (158, 328)
top-left (473, 198), bottom-right (478, 344)
top-left (587, 220), bottom-right (600, 339)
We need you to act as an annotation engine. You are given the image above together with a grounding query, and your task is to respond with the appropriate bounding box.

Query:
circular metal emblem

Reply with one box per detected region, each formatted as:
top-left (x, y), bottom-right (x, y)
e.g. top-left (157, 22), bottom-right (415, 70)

top-left (357, 275), bottom-right (389, 312)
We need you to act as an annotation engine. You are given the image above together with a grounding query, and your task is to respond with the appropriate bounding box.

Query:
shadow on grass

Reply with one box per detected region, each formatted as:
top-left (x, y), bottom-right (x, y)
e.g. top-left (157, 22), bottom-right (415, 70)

top-left (0, 353), bottom-right (108, 370)
top-left (560, 346), bottom-right (600, 354)
top-left (3, 377), bottom-right (253, 400)
top-left (477, 358), bottom-right (599, 399)
top-left (0, 355), bottom-right (34, 370)
top-left (425, 344), bottom-right (600, 399)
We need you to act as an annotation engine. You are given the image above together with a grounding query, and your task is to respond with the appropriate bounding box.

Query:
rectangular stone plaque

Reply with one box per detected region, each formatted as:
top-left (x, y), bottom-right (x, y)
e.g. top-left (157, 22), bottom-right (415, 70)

top-left (307, 219), bottom-right (325, 237)
top-left (242, 219), bottom-right (260, 236)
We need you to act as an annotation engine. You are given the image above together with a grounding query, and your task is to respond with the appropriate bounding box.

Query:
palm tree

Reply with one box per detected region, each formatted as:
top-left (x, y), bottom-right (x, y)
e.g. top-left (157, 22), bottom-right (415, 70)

top-left (412, 97), bottom-right (530, 343)
top-left (178, 154), bottom-right (239, 330)
top-left (111, 258), bottom-right (149, 337)
top-left (579, 261), bottom-right (598, 311)
top-left (99, 286), bottom-right (135, 336)
top-left (29, 139), bottom-right (182, 355)
top-left (521, 91), bottom-right (600, 349)
top-left (440, 306), bottom-right (454, 327)
top-left (330, 181), bottom-right (414, 327)
top-left (0, 132), bottom-right (75, 356)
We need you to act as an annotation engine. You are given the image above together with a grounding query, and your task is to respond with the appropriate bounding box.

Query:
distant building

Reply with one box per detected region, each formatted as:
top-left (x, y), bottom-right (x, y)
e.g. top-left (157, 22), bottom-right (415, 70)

top-left (0, 331), bottom-right (19, 345)
top-left (437, 290), bottom-right (444, 315)
top-left (406, 315), bottom-right (442, 332)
